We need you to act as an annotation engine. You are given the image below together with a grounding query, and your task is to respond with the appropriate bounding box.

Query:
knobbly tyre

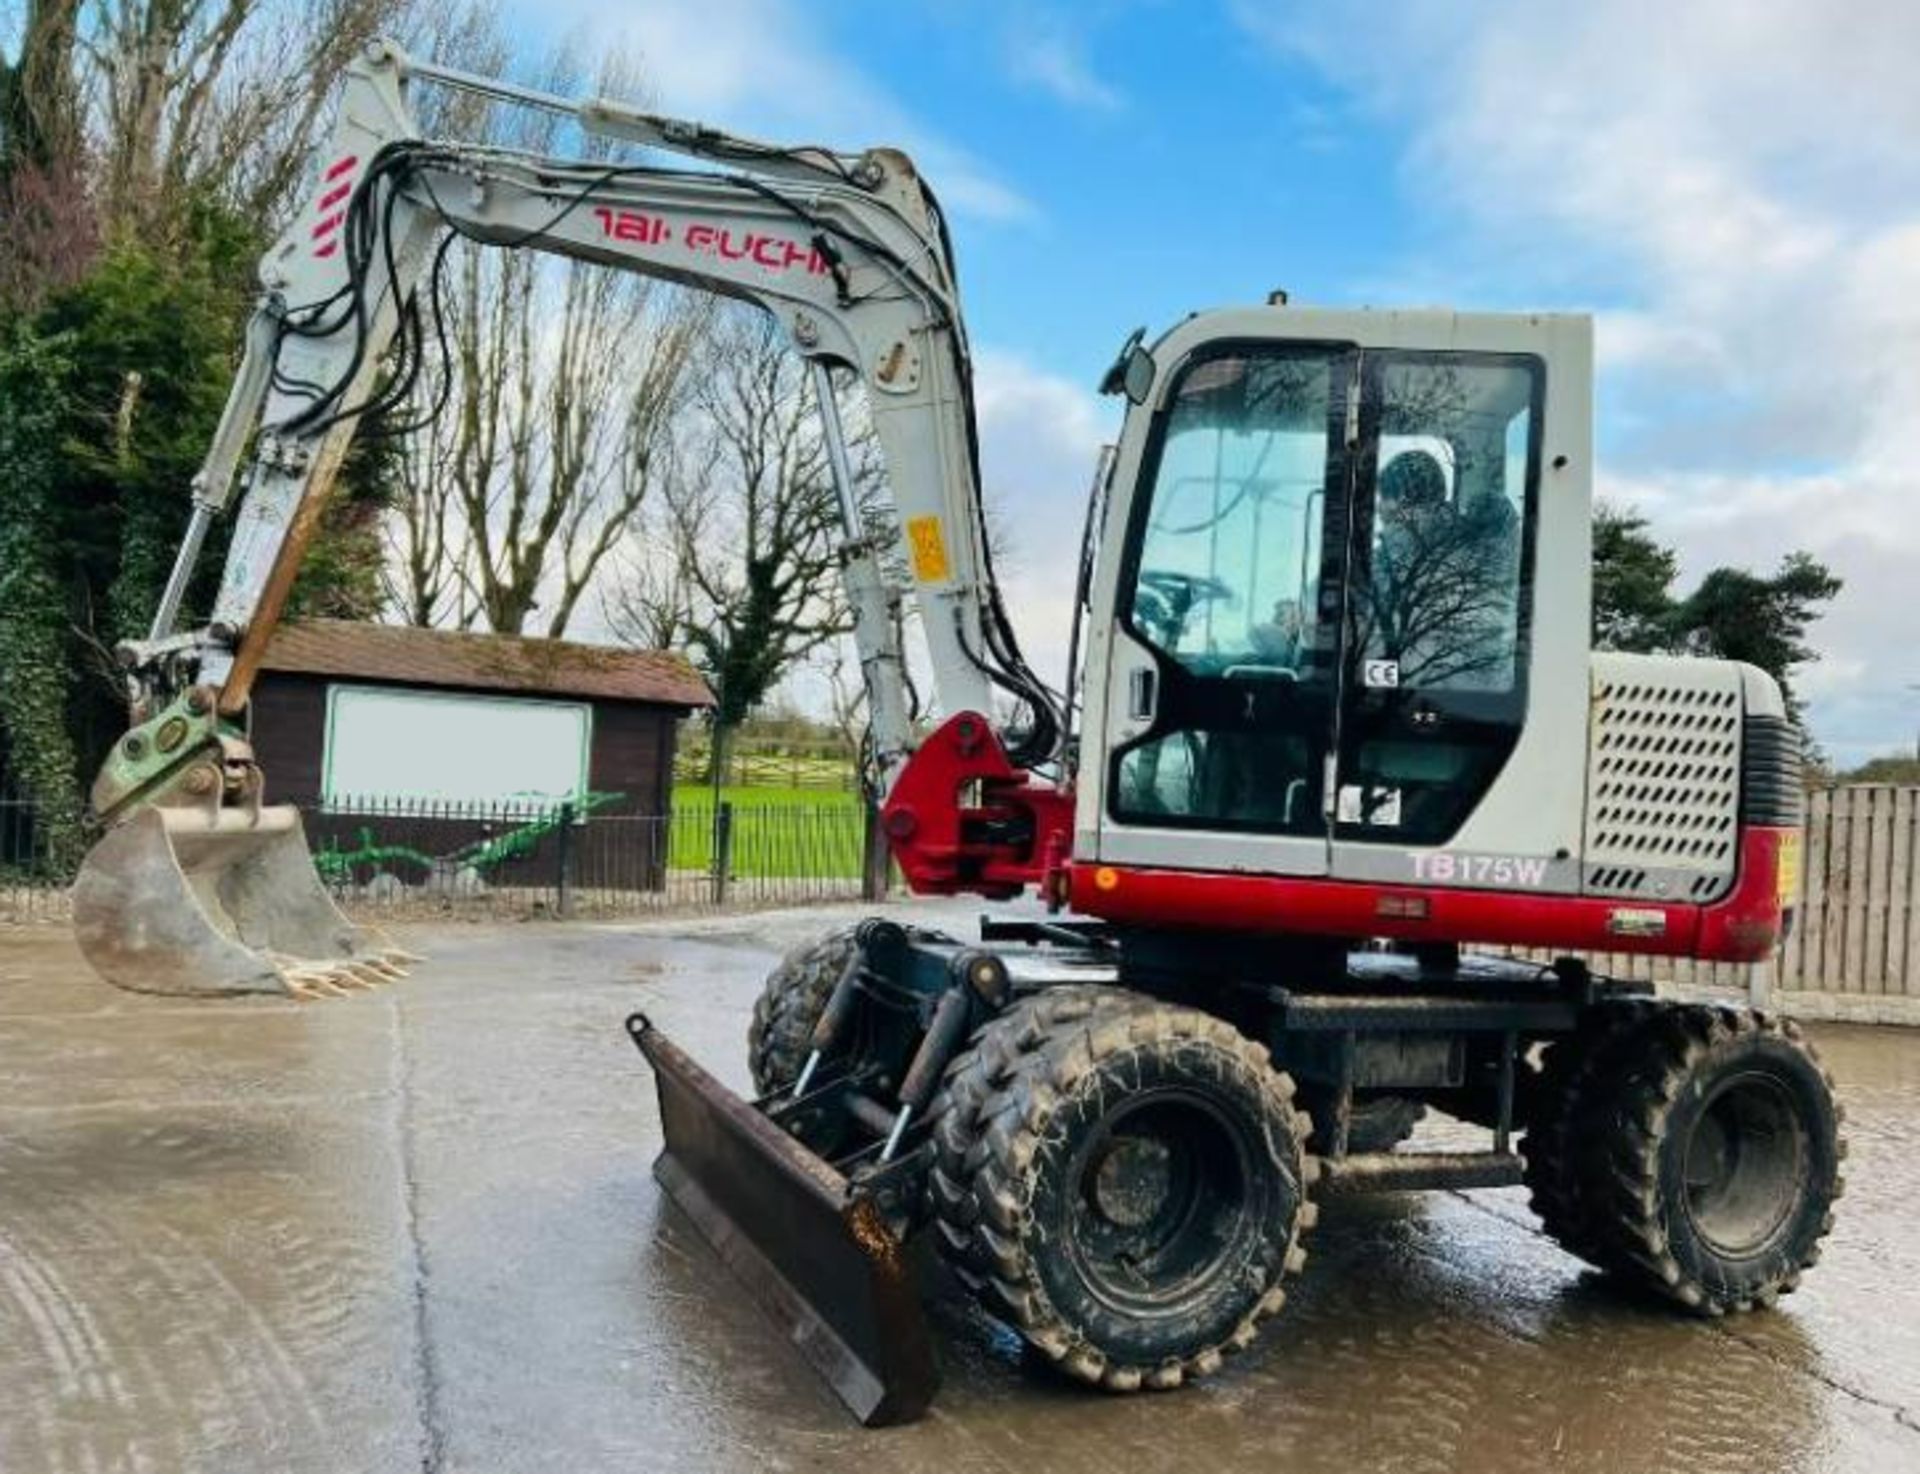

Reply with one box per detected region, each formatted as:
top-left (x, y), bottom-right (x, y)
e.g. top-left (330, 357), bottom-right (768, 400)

top-left (68, 43), bottom-right (1841, 1426)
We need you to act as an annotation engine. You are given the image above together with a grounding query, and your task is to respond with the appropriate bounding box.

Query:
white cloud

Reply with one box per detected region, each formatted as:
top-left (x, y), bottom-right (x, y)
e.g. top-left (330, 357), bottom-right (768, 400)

top-left (1236, 0), bottom-right (1920, 762)
top-left (509, 0), bottom-right (1032, 221)
top-left (1002, 17), bottom-right (1125, 112)
top-left (971, 350), bottom-right (1120, 694)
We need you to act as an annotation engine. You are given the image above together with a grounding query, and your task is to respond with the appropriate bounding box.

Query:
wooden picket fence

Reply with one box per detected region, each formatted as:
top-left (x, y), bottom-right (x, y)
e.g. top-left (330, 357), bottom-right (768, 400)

top-left (1537, 786), bottom-right (1920, 1024)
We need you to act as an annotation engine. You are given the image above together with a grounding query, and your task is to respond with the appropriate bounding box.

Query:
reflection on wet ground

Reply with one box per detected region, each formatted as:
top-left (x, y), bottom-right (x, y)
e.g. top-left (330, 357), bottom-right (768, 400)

top-left (3, 907), bottom-right (1916, 1473)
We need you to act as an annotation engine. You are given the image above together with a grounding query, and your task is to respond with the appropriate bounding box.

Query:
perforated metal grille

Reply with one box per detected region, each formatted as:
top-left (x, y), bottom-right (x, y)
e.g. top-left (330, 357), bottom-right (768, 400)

top-left (1582, 655), bottom-right (1743, 900)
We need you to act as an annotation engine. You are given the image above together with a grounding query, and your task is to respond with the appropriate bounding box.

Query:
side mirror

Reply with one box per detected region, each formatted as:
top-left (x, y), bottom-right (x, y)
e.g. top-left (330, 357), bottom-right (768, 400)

top-left (1099, 327), bottom-right (1157, 406)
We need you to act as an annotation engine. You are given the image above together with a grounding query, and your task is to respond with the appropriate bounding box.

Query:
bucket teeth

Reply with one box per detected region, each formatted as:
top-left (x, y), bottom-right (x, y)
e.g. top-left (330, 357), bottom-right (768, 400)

top-left (274, 954), bottom-right (411, 1000)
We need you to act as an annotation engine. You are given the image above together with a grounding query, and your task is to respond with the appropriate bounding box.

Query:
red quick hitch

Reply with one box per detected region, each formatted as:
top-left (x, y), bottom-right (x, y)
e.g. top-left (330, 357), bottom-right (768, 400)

top-left (881, 712), bottom-right (1074, 901)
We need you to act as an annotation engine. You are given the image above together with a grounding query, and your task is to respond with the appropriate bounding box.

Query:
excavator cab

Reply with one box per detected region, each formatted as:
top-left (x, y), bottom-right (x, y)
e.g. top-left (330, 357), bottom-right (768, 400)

top-left (1081, 309), bottom-right (1586, 897)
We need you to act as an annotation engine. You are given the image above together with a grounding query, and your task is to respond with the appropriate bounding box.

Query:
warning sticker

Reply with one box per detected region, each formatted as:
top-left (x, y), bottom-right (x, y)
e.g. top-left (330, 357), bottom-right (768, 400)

top-left (1776, 830), bottom-right (1803, 903)
top-left (906, 515), bottom-right (951, 583)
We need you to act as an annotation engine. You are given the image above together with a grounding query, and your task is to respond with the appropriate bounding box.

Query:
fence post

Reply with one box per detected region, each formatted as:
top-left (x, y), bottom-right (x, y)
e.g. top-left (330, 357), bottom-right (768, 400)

top-left (555, 799), bottom-right (575, 917)
top-left (861, 799), bottom-right (891, 902)
top-left (710, 801), bottom-right (733, 905)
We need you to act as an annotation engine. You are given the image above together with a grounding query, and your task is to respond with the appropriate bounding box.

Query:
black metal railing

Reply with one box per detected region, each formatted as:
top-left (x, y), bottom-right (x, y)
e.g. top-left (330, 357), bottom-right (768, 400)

top-left (0, 784), bottom-right (72, 920)
top-left (0, 792), bottom-right (892, 921)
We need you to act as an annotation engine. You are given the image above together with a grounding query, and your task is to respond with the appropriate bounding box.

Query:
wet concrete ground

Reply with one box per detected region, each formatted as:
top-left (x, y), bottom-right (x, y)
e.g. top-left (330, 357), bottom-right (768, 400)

top-left (3, 904), bottom-right (1918, 1474)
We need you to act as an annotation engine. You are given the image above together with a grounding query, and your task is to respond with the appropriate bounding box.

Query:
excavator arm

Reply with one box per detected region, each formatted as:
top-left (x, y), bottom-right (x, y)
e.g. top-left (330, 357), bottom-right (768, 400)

top-left (76, 42), bottom-right (1070, 998)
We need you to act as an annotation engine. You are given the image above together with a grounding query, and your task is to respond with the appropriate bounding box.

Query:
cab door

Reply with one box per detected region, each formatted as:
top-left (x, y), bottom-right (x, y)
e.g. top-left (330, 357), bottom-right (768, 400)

top-left (1096, 341), bottom-right (1358, 877)
top-left (1329, 351), bottom-right (1544, 876)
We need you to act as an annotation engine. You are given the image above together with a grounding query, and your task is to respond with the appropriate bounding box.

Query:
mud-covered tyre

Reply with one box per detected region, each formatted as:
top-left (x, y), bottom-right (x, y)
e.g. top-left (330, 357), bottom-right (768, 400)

top-left (1521, 999), bottom-right (1660, 1269)
top-left (1567, 1005), bottom-right (1845, 1314)
top-left (1299, 1090), bottom-right (1427, 1155)
top-left (927, 985), bottom-right (1317, 1391)
top-left (746, 925), bottom-right (861, 1095)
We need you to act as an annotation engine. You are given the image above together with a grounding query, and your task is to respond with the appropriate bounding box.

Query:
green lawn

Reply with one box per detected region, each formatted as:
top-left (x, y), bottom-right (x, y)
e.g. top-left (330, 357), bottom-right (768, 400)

top-left (668, 785), bottom-right (865, 879)
top-left (671, 752), bottom-right (859, 792)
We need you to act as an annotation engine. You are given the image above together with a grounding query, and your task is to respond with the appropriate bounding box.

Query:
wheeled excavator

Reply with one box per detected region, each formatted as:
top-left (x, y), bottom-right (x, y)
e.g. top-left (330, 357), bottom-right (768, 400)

top-left (70, 41), bottom-right (1844, 1426)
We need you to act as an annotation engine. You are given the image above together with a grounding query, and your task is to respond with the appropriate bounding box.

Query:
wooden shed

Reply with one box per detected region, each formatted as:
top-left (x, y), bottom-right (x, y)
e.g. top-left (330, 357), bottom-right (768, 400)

top-left (252, 619), bottom-right (712, 817)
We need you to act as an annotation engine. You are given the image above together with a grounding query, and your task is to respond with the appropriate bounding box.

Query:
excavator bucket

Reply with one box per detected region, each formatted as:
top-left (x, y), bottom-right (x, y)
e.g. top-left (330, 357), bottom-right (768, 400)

top-left (627, 1015), bottom-right (938, 1427)
top-left (72, 805), bottom-right (416, 999)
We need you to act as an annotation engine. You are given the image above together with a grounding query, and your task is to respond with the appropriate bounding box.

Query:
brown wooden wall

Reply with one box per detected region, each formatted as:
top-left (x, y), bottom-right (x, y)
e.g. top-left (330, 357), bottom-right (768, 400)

top-left (249, 672), bottom-right (685, 816)
top-left (250, 675), bottom-right (329, 806)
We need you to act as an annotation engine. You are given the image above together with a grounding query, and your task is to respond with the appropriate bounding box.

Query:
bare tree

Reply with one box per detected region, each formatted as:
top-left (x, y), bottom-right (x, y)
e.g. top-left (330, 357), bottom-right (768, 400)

top-left (83, 0), bottom-right (419, 235)
top-left (382, 40), bottom-right (708, 636)
top-left (0, 0), bottom-right (93, 304)
top-left (606, 309), bottom-right (888, 775)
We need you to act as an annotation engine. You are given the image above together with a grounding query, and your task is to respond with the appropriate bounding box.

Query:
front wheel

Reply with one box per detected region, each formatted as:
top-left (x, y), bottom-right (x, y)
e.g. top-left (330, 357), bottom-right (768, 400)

top-left (746, 925), bottom-right (860, 1096)
top-left (929, 988), bottom-right (1318, 1390)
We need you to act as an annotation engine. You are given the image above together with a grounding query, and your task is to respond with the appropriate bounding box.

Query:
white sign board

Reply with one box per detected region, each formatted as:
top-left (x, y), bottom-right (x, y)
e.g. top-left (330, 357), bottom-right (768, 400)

top-left (322, 685), bottom-right (592, 808)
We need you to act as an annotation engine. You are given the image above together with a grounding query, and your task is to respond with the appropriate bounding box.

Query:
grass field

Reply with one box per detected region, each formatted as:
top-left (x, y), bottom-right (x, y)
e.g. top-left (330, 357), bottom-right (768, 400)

top-left (670, 750), bottom-right (859, 793)
top-left (668, 784), bottom-right (865, 879)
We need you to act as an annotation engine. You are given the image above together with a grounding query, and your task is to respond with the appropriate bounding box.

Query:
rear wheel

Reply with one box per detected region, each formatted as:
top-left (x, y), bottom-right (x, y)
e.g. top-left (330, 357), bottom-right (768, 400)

top-left (929, 986), bottom-right (1317, 1390)
top-left (1521, 999), bottom-right (1658, 1269)
top-left (1555, 1005), bottom-right (1844, 1313)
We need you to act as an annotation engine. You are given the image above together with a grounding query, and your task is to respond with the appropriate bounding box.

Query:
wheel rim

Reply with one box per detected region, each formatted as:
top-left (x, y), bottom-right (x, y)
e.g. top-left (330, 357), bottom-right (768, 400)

top-left (1682, 1070), bottom-right (1808, 1257)
top-left (1061, 1088), bottom-right (1261, 1319)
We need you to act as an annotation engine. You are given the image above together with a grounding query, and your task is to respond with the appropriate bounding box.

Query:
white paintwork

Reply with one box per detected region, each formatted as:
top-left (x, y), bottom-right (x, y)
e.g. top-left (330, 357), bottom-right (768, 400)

top-left (1580, 651), bottom-right (1745, 901)
top-left (157, 41), bottom-right (1007, 782)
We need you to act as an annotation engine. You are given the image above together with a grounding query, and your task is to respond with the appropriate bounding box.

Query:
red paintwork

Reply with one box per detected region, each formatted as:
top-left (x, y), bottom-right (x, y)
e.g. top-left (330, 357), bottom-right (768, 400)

top-left (881, 712), bottom-right (1075, 901)
top-left (323, 155), bottom-right (360, 182)
top-left (883, 714), bottom-right (1789, 964)
top-left (1063, 825), bottom-right (1795, 964)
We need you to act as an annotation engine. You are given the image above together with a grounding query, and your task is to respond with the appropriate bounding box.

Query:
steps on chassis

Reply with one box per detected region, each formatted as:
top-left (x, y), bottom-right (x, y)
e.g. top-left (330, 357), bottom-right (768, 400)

top-left (627, 917), bottom-right (1845, 1426)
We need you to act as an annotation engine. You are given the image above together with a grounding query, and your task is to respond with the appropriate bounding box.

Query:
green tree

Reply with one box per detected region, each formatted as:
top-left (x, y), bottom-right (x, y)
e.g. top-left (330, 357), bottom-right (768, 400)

top-left (1837, 753), bottom-right (1920, 785)
top-left (1668, 554), bottom-right (1841, 701)
top-left (0, 322), bottom-right (87, 865)
top-left (1589, 503), bottom-right (1841, 729)
top-left (37, 221), bottom-right (255, 643)
top-left (0, 0), bottom-right (414, 865)
top-left (0, 212), bottom-right (401, 837)
top-left (1591, 502), bottom-right (1679, 653)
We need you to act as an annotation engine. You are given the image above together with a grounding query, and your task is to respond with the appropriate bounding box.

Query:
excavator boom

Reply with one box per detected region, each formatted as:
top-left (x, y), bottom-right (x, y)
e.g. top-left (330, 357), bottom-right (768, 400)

top-left (76, 41), bottom-right (1058, 1003)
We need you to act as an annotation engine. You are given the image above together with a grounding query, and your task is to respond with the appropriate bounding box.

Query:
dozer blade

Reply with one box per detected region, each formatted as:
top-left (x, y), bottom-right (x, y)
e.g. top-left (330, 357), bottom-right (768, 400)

top-left (72, 805), bottom-right (418, 1000)
top-left (627, 1014), bottom-right (938, 1427)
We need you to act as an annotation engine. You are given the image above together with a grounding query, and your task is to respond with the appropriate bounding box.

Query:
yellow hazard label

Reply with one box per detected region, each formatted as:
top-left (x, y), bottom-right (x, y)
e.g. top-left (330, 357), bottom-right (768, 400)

top-left (906, 515), bottom-right (951, 583)
top-left (1776, 829), bottom-right (1803, 902)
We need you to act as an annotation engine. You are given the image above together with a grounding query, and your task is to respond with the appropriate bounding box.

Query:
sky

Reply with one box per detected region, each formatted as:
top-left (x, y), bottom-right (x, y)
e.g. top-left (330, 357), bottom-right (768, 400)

top-left (504, 0), bottom-right (1920, 764)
